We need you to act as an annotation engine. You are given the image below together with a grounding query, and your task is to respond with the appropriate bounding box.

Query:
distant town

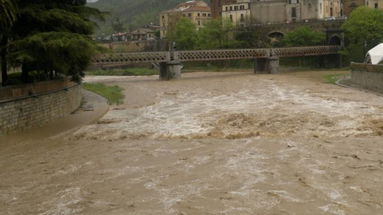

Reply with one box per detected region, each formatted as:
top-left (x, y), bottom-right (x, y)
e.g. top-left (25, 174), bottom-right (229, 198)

top-left (97, 0), bottom-right (378, 43)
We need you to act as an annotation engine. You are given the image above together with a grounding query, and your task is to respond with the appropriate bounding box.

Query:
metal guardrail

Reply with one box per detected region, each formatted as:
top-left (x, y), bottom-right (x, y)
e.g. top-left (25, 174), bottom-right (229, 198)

top-left (92, 45), bottom-right (340, 66)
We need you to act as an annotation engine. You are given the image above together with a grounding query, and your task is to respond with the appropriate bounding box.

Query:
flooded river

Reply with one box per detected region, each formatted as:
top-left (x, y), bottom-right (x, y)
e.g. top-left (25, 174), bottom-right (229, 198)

top-left (1, 70), bottom-right (383, 214)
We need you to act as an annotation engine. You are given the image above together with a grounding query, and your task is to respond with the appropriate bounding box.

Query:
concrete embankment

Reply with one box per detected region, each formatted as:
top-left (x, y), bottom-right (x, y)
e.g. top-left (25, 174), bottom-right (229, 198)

top-left (350, 63), bottom-right (383, 92)
top-left (0, 81), bottom-right (82, 135)
top-left (0, 80), bottom-right (109, 136)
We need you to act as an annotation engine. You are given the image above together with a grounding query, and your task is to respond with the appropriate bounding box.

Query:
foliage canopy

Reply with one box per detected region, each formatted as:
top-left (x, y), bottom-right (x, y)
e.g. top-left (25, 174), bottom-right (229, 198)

top-left (282, 26), bottom-right (325, 47)
top-left (1, 0), bottom-right (104, 85)
top-left (168, 17), bottom-right (197, 50)
top-left (342, 6), bottom-right (383, 62)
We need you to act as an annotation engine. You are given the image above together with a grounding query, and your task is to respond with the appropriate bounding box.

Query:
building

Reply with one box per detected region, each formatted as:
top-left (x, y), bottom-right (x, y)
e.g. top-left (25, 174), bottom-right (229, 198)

top-left (366, 0), bottom-right (383, 9)
top-left (131, 28), bottom-right (157, 41)
top-left (249, 0), bottom-right (301, 24)
top-left (160, 1), bottom-right (212, 39)
top-left (248, 0), bottom-right (342, 25)
top-left (210, 0), bottom-right (237, 18)
top-left (222, 0), bottom-right (251, 27)
top-left (343, 0), bottom-right (364, 16)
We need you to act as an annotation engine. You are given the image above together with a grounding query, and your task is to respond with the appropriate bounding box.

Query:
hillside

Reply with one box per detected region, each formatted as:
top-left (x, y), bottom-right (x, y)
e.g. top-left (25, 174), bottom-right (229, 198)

top-left (88, 0), bottom-right (188, 34)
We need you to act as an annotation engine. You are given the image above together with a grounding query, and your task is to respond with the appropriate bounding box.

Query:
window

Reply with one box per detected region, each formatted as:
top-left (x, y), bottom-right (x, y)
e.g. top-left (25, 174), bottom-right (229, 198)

top-left (226, 6), bottom-right (228, 11)
top-left (198, 13), bottom-right (200, 16)
top-left (234, 6), bottom-right (238, 10)
top-left (375, 3), bottom-right (379, 8)
top-left (240, 5), bottom-right (245, 10)
top-left (208, 13), bottom-right (211, 17)
top-left (330, 7), bottom-right (333, 16)
top-left (188, 13), bottom-right (192, 17)
top-left (230, 14), bottom-right (233, 21)
top-left (291, 7), bottom-right (297, 19)
top-left (203, 13), bottom-right (206, 17)
top-left (230, 6), bottom-right (233, 10)
top-left (240, 14), bottom-right (244, 21)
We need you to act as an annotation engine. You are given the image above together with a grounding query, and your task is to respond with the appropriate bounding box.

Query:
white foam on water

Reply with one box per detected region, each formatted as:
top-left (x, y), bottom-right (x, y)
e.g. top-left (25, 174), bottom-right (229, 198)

top-left (319, 204), bottom-right (346, 215)
top-left (268, 190), bottom-right (302, 203)
top-left (39, 187), bottom-right (83, 215)
top-left (75, 81), bottom-right (383, 140)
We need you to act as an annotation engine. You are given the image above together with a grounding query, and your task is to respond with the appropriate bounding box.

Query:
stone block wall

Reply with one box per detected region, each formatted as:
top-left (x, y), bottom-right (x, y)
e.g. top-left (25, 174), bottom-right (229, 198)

top-left (351, 63), bottom-right (383, 92)
top-left (0, 84), bottom-right (82, 135)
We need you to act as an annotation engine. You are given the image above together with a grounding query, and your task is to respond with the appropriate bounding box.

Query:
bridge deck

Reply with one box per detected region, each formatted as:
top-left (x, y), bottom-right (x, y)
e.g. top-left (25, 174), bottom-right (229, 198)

top-left (92, 46), bottom-right (340, 66)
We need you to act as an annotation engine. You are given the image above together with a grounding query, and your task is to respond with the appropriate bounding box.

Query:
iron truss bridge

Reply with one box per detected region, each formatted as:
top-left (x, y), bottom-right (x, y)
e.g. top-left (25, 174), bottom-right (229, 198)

top-left (91, 46), bottom-right (340, 67)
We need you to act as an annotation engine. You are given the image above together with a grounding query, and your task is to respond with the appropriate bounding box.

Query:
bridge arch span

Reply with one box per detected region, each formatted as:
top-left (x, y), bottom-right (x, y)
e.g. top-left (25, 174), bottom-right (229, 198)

top-left (268, 31), bottom-right (285, 39)
top-left (329, 35), bottom-right (342, 46)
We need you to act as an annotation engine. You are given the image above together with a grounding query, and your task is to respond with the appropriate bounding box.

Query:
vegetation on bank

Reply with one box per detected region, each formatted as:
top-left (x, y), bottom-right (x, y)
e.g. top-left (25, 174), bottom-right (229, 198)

top-left (342, 6), bottom-right (383, 62)
top-left (82, 83), bottom-right (124, 105)
top-left (323, 74), bottom-right (344, 84)
top-left (0, 0), bottom-right (104, 86)
top-left (86, 68), bottom-right (158, 76)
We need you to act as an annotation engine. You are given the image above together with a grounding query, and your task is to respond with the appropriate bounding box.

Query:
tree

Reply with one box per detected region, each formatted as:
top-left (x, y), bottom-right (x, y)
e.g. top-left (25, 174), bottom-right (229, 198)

top-left (168, 17), bottom-right (197, 50)
top-left (342, 6), bottom-right (383, 62)
top-left (282, 26), bottom-right (325, 47)
top-left (196, 18), bottom-right (239, 49)
top-left (0, 0), bottom-right (17, 32)
top-left (281, 27), bottom-right (326, 67)
top-left (235, 30), bottom-right (268, 48)
top-left (0, 0), bottom-right (18, 86)
top-left (5, 0), bottom-right (104, 84)
top-left (112, 17), bottom-right (125, 33)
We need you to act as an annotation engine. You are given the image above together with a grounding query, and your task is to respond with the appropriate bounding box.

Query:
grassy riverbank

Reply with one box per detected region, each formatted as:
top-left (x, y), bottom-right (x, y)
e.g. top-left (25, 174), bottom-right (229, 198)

top-left (82, 83), bottom-right (124, 105)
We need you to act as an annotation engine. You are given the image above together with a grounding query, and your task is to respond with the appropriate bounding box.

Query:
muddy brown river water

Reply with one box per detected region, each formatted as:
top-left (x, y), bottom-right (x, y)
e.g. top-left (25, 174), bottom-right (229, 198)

top-left (1, 70), bottom-right (383, 215)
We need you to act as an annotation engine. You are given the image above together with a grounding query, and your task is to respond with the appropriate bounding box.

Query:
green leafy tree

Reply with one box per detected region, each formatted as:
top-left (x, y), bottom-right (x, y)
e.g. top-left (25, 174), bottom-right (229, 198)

top-left (112, 17), bottom-right (125, 33)
top-left (281, 27), bottom-right (325, 67)
top-left (5, 0), bottom-right (104, 84)
top-left (282, 26), bottom-right (325, 47)
top-left (342, 6), bottom-right (383, 62)
top-left (196, 18), bottom-right (239, 49)
top-left (0, 0), bottom-right (18, 86)
top-left (235, 30), bottom-right (268, 48)
top-left (169, 17), bottom-right (197, 50)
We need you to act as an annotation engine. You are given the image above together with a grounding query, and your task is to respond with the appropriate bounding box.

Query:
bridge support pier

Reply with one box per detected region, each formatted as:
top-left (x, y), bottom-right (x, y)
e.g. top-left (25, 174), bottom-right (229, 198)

top-left (159, 61), bottom-right (183, 80)
top-left (255, 57), bottom-right (280, 74)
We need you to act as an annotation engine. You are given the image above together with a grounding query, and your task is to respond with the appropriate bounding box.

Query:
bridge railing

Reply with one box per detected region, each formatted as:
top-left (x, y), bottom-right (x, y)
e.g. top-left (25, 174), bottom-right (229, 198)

top-left (176, 48), bottom-right (270, 62)
top-left (272, 46), bottom-right (340, 57)
top-left (91, 45), bottom-right (340, 66)
top-left (92, 51), bottom-right (170, 66)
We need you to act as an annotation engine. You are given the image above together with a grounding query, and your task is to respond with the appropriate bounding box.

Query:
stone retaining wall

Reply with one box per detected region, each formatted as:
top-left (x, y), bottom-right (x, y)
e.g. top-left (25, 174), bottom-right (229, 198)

top-left (351, 63), bottom-right (383, 92)
top-left (0, 83), bottom-right (82, 135)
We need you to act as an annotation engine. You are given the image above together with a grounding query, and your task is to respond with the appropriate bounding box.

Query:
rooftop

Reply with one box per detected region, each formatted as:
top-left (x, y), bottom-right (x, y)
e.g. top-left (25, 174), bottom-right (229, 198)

top-left (162, 0), bottom-right (210, 13)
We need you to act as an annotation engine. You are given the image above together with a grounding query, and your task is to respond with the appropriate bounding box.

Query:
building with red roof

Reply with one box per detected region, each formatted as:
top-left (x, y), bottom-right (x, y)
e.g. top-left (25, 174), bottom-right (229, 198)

top-left (160, 1), bottom-right (212, 39)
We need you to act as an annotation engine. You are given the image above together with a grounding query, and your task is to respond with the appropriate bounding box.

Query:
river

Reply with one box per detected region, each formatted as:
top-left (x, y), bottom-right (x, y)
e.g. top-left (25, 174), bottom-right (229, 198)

top-left (1, 70), bottom-right (383, 214)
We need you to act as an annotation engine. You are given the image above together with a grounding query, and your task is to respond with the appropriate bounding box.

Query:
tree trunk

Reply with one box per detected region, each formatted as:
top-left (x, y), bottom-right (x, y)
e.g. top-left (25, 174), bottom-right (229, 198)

top-left (21, 63), bottom-right (30, 83)
top-left (1, 36), bottom-right (8, 86)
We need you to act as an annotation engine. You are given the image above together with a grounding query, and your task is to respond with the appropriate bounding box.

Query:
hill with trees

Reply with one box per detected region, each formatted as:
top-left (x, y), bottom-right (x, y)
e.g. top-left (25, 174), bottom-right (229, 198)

top-left (87, 0), bottom-right (186, 34)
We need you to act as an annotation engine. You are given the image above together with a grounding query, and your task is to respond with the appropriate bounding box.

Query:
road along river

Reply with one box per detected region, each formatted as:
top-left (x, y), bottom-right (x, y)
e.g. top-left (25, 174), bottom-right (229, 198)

top-left (1, 70), bottom-right (383, 215)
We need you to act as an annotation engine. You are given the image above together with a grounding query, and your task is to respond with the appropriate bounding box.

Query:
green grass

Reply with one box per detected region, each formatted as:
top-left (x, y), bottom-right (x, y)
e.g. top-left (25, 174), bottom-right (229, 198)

top-left (323, 74), bottom-right (343, 84)
top-left (85, 68), bottom-right (157, 76)
top-left (82, 83), bottom-right (124, 105)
